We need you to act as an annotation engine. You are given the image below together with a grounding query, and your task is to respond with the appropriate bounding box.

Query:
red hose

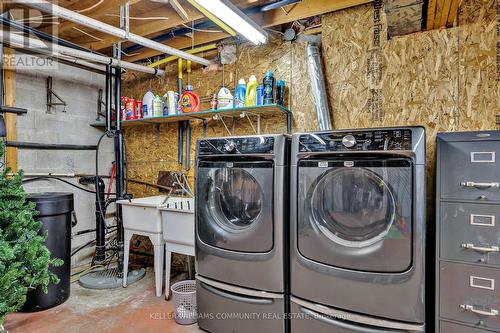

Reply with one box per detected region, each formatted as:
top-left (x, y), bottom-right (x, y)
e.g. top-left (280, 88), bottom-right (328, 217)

top-left (106, 162), bottom-right (116, 200)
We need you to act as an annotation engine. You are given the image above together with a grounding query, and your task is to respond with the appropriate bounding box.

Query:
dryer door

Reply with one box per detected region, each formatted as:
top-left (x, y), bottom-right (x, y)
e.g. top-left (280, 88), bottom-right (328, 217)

top-left (197, 160), bottom-right (274, 253)
top-left (297, 158), bottom-right (413, 272)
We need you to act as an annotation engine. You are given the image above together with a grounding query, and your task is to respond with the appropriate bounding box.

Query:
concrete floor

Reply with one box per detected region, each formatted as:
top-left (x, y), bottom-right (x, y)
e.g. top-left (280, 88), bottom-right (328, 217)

top-left (5, 270), bottom-right (204, 333)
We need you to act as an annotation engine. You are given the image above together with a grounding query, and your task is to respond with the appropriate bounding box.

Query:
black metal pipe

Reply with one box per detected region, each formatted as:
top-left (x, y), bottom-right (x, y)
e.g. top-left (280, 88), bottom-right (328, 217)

top-left (185, 121), bottom-right (191, 171)
top-left (260, 0), bottom-right (301, 11)
top-left (113, 65), bottom-right (125, 276)
top-left (105, 65), bottom-right (112, 133)
top-left (5, 141), bottom-right (97, 150)
top-left (0, 106), bottom-right (28, 114)
top-left (79, 176), bottom-right (106, 263)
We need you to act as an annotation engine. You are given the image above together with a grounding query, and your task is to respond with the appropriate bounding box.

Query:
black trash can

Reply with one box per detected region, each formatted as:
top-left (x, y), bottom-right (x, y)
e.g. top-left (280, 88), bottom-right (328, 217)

top-left (21, 192), bottom-right (74, 312)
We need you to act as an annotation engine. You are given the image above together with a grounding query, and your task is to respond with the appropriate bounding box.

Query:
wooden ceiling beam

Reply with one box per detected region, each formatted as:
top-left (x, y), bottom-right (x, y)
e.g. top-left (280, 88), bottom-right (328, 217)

top-left (446, 0), bottom-right (460, 27)
top-left (41, 0), bottom-right (142, 34)
top-left (71, 6), bottom-right (204, 50)
top-left (60, 0), bottom-right (261, 51)
top-left (124, 0), bottom-right (373, 62)
top-left (125, 31), bottom-right (229, 63)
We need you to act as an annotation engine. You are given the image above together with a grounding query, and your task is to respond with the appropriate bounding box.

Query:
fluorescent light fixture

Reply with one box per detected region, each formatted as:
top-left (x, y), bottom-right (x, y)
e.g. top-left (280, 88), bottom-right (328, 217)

top-left (192, 0), bottom-right (268, 45)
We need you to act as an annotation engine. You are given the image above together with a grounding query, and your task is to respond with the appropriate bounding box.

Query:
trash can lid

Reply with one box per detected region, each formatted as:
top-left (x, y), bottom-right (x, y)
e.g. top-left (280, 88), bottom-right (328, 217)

top-left (27, 192), bottom-right (74, 216)
top-left (28, 192), bottom-right (74, 202)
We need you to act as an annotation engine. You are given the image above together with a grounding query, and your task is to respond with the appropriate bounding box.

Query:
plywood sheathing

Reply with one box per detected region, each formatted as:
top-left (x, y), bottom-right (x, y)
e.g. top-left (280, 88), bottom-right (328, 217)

top-left (122, 0), bottom-right (497, 265)
top-left (322, 0), bottom-right (498, 207)
top-left (122, 37), bottom-right (316, 199)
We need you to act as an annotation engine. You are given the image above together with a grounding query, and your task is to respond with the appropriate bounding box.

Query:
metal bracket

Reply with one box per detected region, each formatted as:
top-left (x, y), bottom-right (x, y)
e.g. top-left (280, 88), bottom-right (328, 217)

top-left (96, 88), bottom-right (105, 121)
top-left (46, 76), bottom-right (67, 113)
top-left (155, 123), bottom-right (161, 146)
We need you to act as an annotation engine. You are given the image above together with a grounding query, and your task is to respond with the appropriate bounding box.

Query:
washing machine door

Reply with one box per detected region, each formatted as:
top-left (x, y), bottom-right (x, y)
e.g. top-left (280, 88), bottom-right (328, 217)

top-left (297, 158), bottom-right (413, 272)
top-left (197, 160), bottom-right (274, 253)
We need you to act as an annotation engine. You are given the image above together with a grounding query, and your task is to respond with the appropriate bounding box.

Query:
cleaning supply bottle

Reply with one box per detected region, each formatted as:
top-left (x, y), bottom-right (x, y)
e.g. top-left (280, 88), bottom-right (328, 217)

top-left (142, 90), bottom-right (155, 118)
top-left (179, 84), bottom-right (201, 113)
top-left (276, 80), bottom-right (285, 106)
top-left (245, 75), bottom-right (258, 106)
top-left (233, 79), bottom-right (246, 108)
top-left (217, 86), bottom-right (233, 109)
top-left (153, 95), bottom-right (163, 117)
top-left (263, 71), bottom-right (275, 104)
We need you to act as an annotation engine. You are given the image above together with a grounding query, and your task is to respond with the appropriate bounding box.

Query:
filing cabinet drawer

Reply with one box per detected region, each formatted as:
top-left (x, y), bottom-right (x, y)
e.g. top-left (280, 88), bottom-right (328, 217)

top-left (440, 262), bottom-right (500, 331)
top-left (440, 321), bottom-right (496, 333)
top-left (440, 141), bottom-right (500, 201)
top-left (440, 202), bottom-right (500, 266)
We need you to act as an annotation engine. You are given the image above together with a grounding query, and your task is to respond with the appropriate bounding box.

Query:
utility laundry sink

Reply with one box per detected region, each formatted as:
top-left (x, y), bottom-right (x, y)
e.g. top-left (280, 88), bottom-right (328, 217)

top-left (117, 195), bottom-right (167, 233)
top-left (159, 197), bottom-right (195, 249)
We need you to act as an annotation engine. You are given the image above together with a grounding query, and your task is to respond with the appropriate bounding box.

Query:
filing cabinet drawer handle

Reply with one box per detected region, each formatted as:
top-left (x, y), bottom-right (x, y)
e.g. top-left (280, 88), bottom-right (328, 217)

top-left (460, 304), bottom-right (499, 316)
top-left (461, 181), bottom-right (500, 189)
top-left (461, 243), bottom-right (500, 252)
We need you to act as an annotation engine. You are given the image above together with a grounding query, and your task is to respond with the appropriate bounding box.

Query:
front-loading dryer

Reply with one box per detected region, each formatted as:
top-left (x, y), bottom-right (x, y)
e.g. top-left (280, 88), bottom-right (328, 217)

top-left (195, 134), bottom-right (289, 333)
top-left (290, 127), bottom-right (426, 332)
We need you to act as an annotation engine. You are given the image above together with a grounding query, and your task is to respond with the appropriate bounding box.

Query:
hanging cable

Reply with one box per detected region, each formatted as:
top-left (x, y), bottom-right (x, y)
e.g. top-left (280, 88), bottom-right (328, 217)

top-left (22, 177), bottom-right (101, 194)
top-left (77, 0), bottom-right (105, 13)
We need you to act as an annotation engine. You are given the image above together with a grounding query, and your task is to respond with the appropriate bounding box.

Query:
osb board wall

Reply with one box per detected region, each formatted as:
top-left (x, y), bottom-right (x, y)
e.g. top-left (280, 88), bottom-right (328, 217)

top-left (124, 0), bottom-right (497, 197)
top-left (122, 0), bottom-right (497, 265)
top-left (322, 0), bottom-right (498, 199)
top-left (122, 37), bottom-right (316, 198)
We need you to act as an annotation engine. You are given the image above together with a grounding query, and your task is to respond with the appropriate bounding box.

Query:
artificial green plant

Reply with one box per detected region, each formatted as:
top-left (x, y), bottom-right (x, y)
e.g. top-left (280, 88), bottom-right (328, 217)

top-left (0, 143), bottom-right (62, 329)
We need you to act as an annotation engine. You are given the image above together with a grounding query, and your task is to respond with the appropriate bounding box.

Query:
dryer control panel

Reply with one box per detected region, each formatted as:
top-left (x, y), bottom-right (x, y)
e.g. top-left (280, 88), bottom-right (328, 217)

top-left (299, 129), bottom-right (412, 152)
top-left (198, 137), bottom-right (275, 155)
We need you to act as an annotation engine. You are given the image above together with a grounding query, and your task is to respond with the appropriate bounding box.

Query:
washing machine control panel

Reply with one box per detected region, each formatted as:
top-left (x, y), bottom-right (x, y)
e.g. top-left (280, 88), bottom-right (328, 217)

top-left (198, 137), bottom-right (275, 155)
top-left (299, 129), bottom-right (413, 152)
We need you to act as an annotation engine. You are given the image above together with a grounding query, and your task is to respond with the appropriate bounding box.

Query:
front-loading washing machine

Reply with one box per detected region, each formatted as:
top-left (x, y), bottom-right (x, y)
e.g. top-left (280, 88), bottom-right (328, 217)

top-left (290, 127), bottom-right (426, 332)
top-left (195, 134), bottom-right (289, 333)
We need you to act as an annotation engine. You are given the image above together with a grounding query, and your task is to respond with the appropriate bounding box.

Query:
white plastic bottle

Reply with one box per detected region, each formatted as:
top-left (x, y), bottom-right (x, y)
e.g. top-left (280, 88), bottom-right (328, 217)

top-left (217, 86), bottom-right (233, 109)
top-left (153, 95), bottom-right (163, 117)
top-left (142, 90), bottom-right (155, 118)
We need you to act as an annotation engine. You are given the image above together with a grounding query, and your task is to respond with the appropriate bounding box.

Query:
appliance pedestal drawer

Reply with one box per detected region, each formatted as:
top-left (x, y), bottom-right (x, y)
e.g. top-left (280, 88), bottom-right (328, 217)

top-left (440, 262), bottom-right (500, 331)
top-left (197, 278), bottom-right (285, 333)
top-left (290, 298), bottom-right (424, 333)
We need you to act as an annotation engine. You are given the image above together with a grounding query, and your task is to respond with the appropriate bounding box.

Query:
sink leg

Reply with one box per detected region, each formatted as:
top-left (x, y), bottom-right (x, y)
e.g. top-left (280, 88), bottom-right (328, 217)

top-left (153, 244), bottom-right (164, 297)
top-left (164, 250), bottom-right (172, 300)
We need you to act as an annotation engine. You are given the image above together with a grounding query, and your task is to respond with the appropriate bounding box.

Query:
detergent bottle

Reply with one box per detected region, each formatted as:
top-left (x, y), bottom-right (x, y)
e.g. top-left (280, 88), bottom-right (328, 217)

top-left (142, 90), bottom-right (155, 118)
top-left (245, 75), bottom-right (258, 106)
top-left (153, 95), bottom-right (163, 117)
top-left (217, 86), bottom-right (233, 109)
top-left (233, 79), bottom-right (246, 108)
top-left (179, 85), bottom-right (201, 113)
top-left (263, 71), bottom-right (275, 104)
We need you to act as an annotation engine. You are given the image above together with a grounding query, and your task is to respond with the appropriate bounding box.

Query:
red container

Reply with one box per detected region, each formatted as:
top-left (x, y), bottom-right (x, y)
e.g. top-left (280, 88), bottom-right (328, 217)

top-left (120, 96), bottom-right (128, 121)
top-left (135, 100), bottom-right (143, 119)
top-left (125, 98), bottom-right (136, 120)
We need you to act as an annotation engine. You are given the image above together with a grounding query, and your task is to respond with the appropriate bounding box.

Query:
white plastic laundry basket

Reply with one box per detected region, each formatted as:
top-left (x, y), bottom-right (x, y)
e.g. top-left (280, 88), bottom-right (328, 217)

top-left (171, 280), bottom-right (197, 325)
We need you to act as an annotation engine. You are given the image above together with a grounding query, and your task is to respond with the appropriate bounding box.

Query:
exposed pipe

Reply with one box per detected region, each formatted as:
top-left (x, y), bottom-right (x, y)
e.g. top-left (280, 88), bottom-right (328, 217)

top-left (0, 29), bottom-right (165, 75)
top-left (13, 0), bottom-right (212, 66)
top-left (148, 43), bottom-right (217, 68)
top-left (0, 15), bottom-right (102, 54)
top-left (306, 42), bottom-right (332, 131)
top-left (105, 65), bottom-right (112, 132)
top-left (177, 59), bottom-right (184, 166)
top-left (5, 141), bottom-right (97, 150)
top-left (260, 0), bottom-right (302, 12)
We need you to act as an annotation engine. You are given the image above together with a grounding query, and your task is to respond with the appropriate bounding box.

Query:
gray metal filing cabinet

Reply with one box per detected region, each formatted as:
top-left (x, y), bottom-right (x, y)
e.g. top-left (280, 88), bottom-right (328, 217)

top-left (436, 131), bottom-right (500, 333)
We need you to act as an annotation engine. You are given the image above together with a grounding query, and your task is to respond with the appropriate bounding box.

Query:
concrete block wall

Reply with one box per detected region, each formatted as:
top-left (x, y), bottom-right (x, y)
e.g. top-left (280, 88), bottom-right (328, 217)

top-left (14, 57), bottom-right (115, 267)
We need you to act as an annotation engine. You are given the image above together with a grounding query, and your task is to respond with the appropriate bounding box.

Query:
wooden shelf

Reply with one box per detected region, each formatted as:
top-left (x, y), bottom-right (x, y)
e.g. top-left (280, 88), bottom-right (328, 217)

top-left (91, 104), bottom-right (291, 130)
